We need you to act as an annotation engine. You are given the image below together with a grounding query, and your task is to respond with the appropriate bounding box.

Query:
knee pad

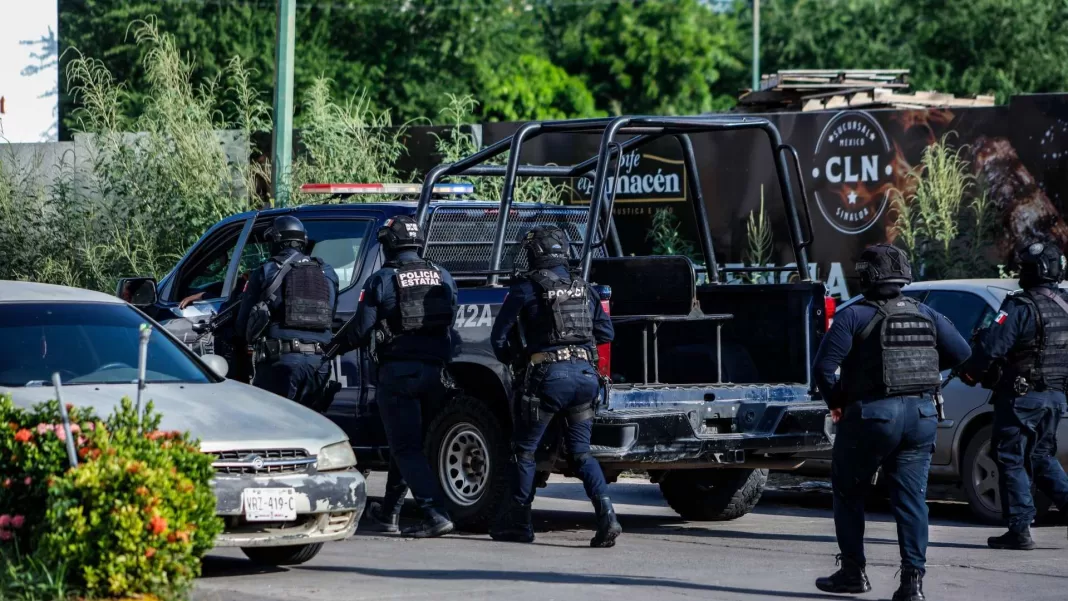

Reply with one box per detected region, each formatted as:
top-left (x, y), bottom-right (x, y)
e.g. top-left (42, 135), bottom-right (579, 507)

top-left (567, 452), bottom-right (593, 470)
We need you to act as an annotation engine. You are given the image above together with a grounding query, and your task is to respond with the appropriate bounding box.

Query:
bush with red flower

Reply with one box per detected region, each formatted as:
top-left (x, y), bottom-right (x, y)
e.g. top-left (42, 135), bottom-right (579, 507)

top-left (0, 395), bottom-right (221, 599)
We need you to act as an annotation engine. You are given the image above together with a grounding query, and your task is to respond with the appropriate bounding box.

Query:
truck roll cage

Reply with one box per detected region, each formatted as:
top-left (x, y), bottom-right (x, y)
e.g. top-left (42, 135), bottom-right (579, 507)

top-left (415, 115), bottom-right (815, 285)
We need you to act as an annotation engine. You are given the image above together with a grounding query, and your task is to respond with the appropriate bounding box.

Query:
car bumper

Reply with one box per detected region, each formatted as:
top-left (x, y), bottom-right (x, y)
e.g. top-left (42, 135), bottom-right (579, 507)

top-left (591, 393), bottom-right (833, 466)
top-left (211, 469), bottom-right (366, 548)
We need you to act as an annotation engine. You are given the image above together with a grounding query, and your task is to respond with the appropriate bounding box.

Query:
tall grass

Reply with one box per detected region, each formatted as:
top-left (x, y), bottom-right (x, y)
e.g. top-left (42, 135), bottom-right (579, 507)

top-left (890, 134), bottom-right (996, 280)
top-left (648, 208), bottom-right (695, 258)
top-left (742, 185), bottom-right (773, 283)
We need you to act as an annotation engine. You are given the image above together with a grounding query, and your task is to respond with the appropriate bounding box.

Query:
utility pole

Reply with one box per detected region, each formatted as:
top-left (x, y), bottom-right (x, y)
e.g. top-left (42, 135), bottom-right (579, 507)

top-left (272, 0), bottom-right (296, 207)
top-left (751, 0), bottom-right (761, 92)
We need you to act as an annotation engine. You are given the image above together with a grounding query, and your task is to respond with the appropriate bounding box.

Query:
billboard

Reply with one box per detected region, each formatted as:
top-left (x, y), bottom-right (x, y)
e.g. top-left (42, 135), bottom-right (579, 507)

top-left (0, 1), bottom-right (59, 142)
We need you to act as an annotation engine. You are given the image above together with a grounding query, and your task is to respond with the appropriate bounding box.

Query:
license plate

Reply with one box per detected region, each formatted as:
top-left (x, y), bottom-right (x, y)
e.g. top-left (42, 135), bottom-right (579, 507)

top-left (242, 488), bottom-right (297, 522)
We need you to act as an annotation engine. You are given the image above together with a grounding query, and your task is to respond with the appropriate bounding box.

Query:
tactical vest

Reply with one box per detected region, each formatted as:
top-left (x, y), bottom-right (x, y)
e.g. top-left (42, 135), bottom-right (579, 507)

top-left (1008, 289), bottom-right (1068, 391)
top-left (528, 269), bottom-right (594, 347)
top-left (279, 257), bottom-right (333, 331)
top-left (842, 297), bottom-right (941, 400)
top-left (390, 261), bottom-right (454, 336)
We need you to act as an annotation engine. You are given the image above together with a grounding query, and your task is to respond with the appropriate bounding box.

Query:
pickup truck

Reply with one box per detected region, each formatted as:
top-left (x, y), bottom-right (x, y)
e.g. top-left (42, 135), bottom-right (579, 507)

top-left (125, 116), bottom-right (834, 530)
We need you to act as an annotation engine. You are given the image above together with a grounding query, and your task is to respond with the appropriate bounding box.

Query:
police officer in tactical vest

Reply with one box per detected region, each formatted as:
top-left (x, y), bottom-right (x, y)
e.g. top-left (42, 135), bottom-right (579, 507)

top-left (488, 225), bottom-right (620, 547)
top-left (346, 215), bottom-right (458, 538)
top-left (235, 215), bottom-right (339, 406)
top-left (958, 241), bottom-right (1068, 550)
top-left (812, 244), bottom-right (970, 601)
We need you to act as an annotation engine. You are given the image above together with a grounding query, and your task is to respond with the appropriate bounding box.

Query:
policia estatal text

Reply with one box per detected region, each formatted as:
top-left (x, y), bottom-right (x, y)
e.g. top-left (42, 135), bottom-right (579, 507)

top-left (958, 241), bottom-right (1068, 550)
top-left (488, 225), bottom-right (620, 547)
top-left (812, 244), bottom-right (970, 601)
top-left (338, 215), bottom-right (459, 538)
top-left (234, 216), bottom-right (339, 407)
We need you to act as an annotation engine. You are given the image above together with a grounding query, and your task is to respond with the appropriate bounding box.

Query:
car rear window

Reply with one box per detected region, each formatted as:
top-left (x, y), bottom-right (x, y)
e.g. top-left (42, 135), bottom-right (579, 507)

top-left (0, 302), bottom-right (211, 387)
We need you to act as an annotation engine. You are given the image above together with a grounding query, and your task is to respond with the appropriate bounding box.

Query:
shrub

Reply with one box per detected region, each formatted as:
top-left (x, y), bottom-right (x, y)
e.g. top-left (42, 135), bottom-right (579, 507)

top-left (0, 396), bottom-right (221, 599)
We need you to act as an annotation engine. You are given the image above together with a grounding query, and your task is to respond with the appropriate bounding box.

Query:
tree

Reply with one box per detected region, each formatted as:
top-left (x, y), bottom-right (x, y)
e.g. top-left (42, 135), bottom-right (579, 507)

top-left (542, 0), bottom-right (746, 115)
top-left (754, 0), bottom-right (1068, 104)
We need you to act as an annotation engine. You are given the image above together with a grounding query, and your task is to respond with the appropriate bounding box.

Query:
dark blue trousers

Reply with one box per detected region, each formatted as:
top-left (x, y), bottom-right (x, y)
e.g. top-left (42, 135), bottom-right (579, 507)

top-left (253, 353), bottom-right (331, 408)
top-left (992, 389), bottom-right (1068, 532)
top-left (377, 360), bottom-right (449, 513)
top-left (510, 359), bottom-right (608, 505)
top-left (832, 395), bottom-right (937, 571)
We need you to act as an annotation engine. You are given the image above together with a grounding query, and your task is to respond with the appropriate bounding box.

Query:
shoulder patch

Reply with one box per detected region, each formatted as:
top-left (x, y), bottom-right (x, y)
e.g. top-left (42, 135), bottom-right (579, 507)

top-left (994, 310), bottom-right (1009, 325)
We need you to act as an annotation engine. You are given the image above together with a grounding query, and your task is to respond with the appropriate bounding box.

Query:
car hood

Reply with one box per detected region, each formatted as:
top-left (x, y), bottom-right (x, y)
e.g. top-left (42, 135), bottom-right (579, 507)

top-left (0, 380), bottom-right (347, 455)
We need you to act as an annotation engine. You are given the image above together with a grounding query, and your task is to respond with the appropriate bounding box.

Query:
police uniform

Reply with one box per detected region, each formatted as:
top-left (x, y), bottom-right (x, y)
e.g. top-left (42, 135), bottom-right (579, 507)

top-left (812, 244), bottom-right (970, 601)
top-left (488, 225), bottom-right (620, 548)
top-left (347, 216), bottom-right (458, 538)
top-left (958, 242), bottom-right (1068, 550)
top-left (235, 216), bottom-right (339, 407)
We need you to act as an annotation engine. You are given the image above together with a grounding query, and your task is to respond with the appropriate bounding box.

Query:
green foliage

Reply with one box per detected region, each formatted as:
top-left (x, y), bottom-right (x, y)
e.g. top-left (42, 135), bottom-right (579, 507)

top-left (891, 135), bottom-right (997, 279)
top-left (0, 395), bottom-right (220, 600)
top-left (544, 0), bottom-right (745, 115)
top-left (756, 0), bottom-right (1068, 104)
top-left (480, 55), bottom-right (603, 122)
top-left (290, 80), bottom-right (409, 204)
top-left (648, 208), bottom-right (696, 258)
top-left (742, 186), bottom-right (774, 284)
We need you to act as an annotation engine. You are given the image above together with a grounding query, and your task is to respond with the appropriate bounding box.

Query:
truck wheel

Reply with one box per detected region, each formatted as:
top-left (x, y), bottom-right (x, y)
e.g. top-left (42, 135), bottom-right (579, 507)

top-left (425, 394), bottom-right (511, 532)
top-left (241, 543), bottom-right (323, 566)
top-left (659, 468), bottom-right (768, 521)
top-left (962, 424), bottom-right (1052, 525)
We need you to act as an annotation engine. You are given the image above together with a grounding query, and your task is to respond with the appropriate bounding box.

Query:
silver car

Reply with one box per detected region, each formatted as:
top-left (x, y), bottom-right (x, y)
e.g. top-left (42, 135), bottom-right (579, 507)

top-left (799, 279), bottom-right (1068, 523)
top-left (0, 281), bottom-right (366, 565)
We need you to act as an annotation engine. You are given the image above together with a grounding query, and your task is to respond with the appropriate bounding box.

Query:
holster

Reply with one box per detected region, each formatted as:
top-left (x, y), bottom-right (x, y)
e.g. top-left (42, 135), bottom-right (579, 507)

top-left (514, 364), bottom-right (550, 428)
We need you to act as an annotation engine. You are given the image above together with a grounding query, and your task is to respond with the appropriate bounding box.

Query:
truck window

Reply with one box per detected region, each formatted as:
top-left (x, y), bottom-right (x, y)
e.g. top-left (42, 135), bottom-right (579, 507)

top-left (172, 221), bottom-right (247, 303)
top-left (242, 219), bottom-right (373, 290)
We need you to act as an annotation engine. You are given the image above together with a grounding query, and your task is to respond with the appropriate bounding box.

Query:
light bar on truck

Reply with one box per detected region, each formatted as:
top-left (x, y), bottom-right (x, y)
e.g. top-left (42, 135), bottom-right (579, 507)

top-left (299, 183), bottom-right (474, 195)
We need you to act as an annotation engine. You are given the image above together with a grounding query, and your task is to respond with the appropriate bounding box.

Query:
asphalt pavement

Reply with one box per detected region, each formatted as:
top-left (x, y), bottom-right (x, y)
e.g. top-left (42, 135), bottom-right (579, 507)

top-left (194, 473), bottom-right (1068, 601)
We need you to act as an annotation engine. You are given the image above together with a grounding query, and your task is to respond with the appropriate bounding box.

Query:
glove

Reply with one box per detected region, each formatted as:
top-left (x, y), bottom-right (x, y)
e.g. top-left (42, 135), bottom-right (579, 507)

top-left (958, 370), bottom-right (978, 387)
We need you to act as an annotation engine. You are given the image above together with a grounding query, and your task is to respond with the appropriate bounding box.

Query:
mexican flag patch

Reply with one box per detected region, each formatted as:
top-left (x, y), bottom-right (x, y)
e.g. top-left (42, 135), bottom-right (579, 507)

top-left (995, 311), bottom-right (1008, 325)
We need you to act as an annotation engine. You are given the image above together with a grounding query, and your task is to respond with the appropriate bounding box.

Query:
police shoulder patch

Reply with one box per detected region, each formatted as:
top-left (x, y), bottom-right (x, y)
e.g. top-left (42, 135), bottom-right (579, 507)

top-left (994, 310), bottom-right (1009, 325)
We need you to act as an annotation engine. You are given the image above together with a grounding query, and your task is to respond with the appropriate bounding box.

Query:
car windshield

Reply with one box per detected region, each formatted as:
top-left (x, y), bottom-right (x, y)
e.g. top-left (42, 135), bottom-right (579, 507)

top-left (0, 302), bottom-right (212, 387)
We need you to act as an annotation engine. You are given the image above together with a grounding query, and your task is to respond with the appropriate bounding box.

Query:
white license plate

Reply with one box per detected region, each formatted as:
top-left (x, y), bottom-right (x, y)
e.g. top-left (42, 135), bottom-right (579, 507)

top-left (242, 488), bottom-right (297, 522)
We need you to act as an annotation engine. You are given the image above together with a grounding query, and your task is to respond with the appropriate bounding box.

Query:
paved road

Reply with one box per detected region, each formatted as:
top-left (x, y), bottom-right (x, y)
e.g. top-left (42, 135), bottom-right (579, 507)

top-left (194, 474), bottom-right (1067, 601)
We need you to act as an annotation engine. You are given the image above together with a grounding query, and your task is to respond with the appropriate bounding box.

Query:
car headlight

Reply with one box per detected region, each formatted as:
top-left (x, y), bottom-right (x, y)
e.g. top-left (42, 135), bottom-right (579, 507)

top-left (316, 441), bottom-right (356, 471)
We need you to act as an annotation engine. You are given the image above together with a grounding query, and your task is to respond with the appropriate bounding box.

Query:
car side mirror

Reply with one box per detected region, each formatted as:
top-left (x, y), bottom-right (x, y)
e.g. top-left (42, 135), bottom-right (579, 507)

top-left (116, 277), bottom-right (159, 307)
top-left (201, 354), bottom-right (229, 378)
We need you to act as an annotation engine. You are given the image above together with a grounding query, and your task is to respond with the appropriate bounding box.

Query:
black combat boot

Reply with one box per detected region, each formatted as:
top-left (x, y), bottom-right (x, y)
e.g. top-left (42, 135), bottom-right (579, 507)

top-left (815, 555), bottom-right (871, 594)
top-left (987, 529), bottom-right (1036, 550)
top-left (490, 501), bottom-right (535, 543)
top-left (401, 507), bottom-right (454, 538)
top-left (362, 500), bottom-right (402, 534)
top-left (590, 496), bottom-right (622, 548)
top-left (892, 568), bottom-right (925, 601)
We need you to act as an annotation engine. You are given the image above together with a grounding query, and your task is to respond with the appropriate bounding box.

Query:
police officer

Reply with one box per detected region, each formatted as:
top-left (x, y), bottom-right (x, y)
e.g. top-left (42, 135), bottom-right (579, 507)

top-left (958, 241), bottom-right (1068, 550)
top-left (812, 244), bottom-right (970, 601)
top-left (488, 225), bottom-right (620, 547)
top-left (346, 215), bottom-right (458, 538)
top-left (234, 215), bottom-right (339, 406)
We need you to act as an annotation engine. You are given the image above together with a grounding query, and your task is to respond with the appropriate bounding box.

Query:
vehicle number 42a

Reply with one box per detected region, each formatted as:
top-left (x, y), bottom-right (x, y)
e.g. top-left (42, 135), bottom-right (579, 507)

top-left (455, 304), bottom-right (493, 328)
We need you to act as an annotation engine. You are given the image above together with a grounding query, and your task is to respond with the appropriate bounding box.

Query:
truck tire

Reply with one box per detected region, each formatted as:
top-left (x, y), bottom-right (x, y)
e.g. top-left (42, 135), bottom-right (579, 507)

top-left (659, 468), bottom-right (768, 521)
top-left (962, 424), bottom-right (1052, 525)
top-left (241, 543), bottom-right (323, 566)
top-left (425, 393), bottom-right (511, 532)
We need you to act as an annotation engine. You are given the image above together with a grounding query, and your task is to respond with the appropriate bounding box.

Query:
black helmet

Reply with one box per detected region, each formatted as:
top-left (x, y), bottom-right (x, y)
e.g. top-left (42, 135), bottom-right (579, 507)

top-left (1017, 240), bottom-right (1065, 285)
top-left (856, 243), bottom-right (912, 290)
top-left (521, 225), bottom-right (569, 269)
top-left (377, 215), bottom-right (424, 253)
top-left (265, 215), bottom-right (307, 250)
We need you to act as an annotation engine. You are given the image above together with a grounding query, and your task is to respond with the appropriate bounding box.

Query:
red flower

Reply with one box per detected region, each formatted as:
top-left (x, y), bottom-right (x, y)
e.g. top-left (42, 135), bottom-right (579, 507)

top-left (11, 516), bottom-right (25, 530)
top-left (135, 486), bottom-right (149, 497)
top-left (1, 479), bottom-right (10, 489)
top-left (144, 547), bottom-right (156, 559)
top-left (13, 429), bottom-right (31, 443)
top-left (0, 530), bottom-right (12, 541)
top-left (23, 476), bottom-right (31, 486)
top-left (0, 515), bottom-right (11, 528)
top-left (148, 515), bottom-right (168, 536)
top-left (126, 461), bottom-right (142, 474)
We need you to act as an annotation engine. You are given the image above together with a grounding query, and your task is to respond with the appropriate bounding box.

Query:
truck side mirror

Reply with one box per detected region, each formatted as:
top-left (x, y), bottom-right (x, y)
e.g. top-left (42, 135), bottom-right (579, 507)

top-left (116, 277), bottom-right (159, 307)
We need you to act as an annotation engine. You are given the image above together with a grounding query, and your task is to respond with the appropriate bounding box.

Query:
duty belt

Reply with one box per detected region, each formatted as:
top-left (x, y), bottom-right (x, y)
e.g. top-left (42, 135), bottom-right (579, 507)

top-left (260, 339), bottom-right (324, 361)
top-left (529, 346), bottom-right (593, 365)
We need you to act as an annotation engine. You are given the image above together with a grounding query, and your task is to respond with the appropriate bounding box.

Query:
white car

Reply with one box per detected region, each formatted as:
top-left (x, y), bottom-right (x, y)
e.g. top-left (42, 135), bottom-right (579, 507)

top-left (800, 279), bottom-right (1068, 523)
top-left (0, 281), bottom-right (366, 566)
